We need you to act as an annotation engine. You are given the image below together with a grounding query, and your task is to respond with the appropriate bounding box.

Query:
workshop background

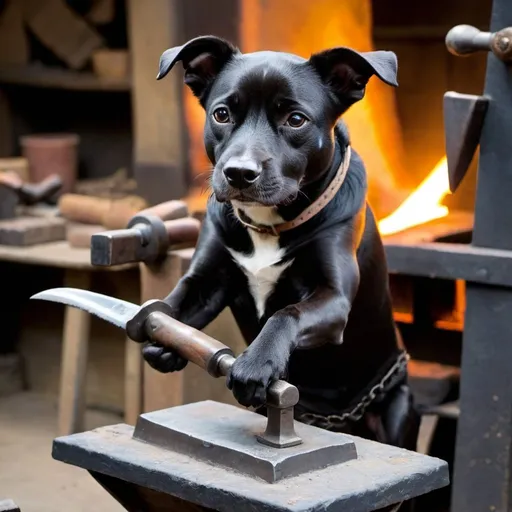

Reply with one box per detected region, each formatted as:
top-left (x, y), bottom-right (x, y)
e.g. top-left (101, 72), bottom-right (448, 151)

top-left (0, 0), bottom-right (502, 511)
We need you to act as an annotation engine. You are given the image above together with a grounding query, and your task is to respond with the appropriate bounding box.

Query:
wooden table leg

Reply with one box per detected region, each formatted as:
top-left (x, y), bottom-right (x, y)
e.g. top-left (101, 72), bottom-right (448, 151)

top-left (124, 337), bottom-right (142, 425)
top-left (140, 251), bottom-right (191, 413)
top-left (139, 248), bottom-right (246, 413)
top-left (58, 270), bottom-right (91, 436)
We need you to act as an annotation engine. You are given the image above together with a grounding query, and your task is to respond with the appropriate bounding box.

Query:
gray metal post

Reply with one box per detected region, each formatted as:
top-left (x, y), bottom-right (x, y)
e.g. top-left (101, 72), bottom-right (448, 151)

top-left (452, 1), bottom-right (512, 510)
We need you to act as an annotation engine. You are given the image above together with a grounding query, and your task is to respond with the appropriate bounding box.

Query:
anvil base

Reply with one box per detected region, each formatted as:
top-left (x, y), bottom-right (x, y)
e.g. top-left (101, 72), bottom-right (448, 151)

top-left (52, 400), bottom-right (449, 512)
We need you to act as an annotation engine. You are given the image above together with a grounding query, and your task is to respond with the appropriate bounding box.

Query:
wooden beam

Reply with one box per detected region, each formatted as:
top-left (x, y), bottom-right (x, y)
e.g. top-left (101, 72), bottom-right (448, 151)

top-left (0, 91), bottom-right (12, 157)
top-left (126, 0), bottom-right (188, 205)
top-left (140, 250), bottom-right (192, 413)
top-left (139, 248), bottom-right (246, 413)
top-left (58, 270), bottom-right (91, 435)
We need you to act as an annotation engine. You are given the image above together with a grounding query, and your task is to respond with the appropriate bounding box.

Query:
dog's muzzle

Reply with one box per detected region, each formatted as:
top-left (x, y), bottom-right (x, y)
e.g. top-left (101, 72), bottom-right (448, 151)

top-left (222, 157), bottom-right (261, 190)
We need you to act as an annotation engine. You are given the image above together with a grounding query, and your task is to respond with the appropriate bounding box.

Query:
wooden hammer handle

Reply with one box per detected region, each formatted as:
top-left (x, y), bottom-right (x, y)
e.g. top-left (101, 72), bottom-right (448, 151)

top-left (146, 311), bottom-right (230, 374)
top-left (164, 217), bottom-right (201, 244)
top-left (139, 200), bottom-right (188, 221)
top-left (146, 311), bottom-right (298, 408)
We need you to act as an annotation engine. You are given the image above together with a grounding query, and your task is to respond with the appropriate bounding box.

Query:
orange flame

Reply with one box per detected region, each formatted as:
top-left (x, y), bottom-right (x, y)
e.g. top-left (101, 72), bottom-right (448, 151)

top-left (378, 156), bottom-right (450, 236)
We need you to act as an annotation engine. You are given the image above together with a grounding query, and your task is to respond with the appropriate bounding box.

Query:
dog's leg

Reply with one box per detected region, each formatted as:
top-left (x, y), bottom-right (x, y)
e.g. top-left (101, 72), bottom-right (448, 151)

top-left (142, 217), bottom-right (236, 373)
top-left (227, 230), bottom-right (361, 407)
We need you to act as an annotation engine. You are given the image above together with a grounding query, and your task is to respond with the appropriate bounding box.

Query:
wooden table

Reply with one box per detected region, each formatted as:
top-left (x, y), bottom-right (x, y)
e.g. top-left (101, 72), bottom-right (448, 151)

top-left (0, 239), bottom-right (247, 435)
top-left (0, 241), bottom-right (137, 435)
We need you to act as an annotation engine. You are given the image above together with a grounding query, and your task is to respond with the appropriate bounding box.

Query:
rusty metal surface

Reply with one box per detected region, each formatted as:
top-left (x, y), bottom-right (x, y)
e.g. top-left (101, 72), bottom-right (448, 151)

top-left (443, 92), bottom-right (488, 193)
top-left (133, 401), bottom-right (355, 483)
top-left (491, 27), bottom-right (512, 62)
top-left (52, 411), bottom-right (449, 512)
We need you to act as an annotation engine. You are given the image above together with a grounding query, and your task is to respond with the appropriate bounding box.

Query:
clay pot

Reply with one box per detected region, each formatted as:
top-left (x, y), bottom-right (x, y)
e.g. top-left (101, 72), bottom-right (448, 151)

top-left (20, 133), bottom-right (79, 195)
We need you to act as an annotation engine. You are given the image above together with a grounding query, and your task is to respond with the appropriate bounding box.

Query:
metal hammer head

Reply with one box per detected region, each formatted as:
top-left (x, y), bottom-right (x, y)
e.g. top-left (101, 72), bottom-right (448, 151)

top-left (91, 215), bottom-right (168, 266)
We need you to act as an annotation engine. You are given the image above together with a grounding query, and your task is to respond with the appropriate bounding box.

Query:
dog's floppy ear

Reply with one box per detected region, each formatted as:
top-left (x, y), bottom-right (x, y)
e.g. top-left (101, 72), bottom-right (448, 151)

top-left (157, 35), bottom-right (238, 100)
top-left (308, 47), bottom-right (398, 111)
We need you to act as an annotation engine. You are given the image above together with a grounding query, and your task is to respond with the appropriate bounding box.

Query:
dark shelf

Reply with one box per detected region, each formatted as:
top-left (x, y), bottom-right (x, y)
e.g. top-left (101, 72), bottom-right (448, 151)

top-left (0, 65), bottom-right (131, 92)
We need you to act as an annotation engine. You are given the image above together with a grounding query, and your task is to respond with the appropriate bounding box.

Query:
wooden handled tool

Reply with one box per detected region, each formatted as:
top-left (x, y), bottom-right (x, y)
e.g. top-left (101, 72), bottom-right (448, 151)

top-left (31, 288), bottom-right (301, 448)
top-left (91, 216), bottom-right (200, 266)
top-left (91, 200), bottom-right (196, 266)
top-left (135, 309), bottom-right (298, 409)
top-left (126, 300), bottom-right (301, 446)
top-left (136, 200), bottom-right (189, 221)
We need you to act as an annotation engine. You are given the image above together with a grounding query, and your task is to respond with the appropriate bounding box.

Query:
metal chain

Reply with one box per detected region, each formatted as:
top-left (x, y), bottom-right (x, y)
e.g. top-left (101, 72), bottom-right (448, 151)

top-left (298, 351), bottom-right (410, 431)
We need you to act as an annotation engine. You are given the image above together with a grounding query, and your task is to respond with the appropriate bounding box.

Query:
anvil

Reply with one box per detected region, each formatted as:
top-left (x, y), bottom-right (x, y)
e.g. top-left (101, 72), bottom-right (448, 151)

top-left (31, 288), bottom-right (449, 511)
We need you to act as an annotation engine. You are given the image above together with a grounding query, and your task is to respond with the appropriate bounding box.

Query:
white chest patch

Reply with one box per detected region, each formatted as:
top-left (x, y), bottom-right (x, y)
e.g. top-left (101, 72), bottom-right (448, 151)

top-left (228, 203), bottom-right (294, 318)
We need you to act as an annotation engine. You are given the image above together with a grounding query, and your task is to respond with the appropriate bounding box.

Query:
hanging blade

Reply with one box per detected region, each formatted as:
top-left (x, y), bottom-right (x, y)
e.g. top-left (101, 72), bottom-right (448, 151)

top-left (30, 287), bottom-right (138, 329)
top-left (443, 91), bottom-right (489, 193)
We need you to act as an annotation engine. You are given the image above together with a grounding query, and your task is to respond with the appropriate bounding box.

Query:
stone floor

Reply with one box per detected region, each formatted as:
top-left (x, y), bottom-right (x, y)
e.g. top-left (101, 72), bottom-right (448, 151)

top-left (0, 392), bottom-right (123, 512)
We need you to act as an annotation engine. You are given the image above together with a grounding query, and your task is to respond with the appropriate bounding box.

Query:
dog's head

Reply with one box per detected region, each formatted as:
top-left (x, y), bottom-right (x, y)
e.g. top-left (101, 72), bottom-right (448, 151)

top-left (157, 36), bottom-right (398, 206)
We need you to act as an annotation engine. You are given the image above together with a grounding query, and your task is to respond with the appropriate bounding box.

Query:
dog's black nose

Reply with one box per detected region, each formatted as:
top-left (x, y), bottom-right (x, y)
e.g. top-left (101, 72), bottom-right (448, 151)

top-left (223, 159), bottom-right (261, 189)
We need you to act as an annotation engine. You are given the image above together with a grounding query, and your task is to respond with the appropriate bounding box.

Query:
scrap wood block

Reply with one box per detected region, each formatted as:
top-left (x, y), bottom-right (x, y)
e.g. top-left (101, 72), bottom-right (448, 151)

top-left (0, 216), bottom-right (66, 246)
top-left (0, 0), bottom-right (29, 65)
top-left (66, 222), bottom-right (104, 248)
top-left (0, 158), bottom-right (29, 182)
top-left (22, 0), bottom-right (104, 69)
top-left (0, 499), bottom-right (20, 512)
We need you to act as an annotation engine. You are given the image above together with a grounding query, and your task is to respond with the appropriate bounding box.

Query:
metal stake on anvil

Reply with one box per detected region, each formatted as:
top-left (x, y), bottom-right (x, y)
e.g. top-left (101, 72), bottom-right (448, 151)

top-left (30, 288), bottom-right (301, 448)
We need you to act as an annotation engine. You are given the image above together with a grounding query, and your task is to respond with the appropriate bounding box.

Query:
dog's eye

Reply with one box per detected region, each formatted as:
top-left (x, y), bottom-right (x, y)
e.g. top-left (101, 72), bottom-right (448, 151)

top-left (213, 107), bottom-right (230, 124)
top-left (286, 113), bottom-right (308, 128)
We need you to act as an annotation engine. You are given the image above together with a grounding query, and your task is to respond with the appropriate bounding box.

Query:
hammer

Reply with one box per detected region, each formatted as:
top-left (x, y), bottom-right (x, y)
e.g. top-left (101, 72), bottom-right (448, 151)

top-left (91, 200), bottom-right (201, 266)
top-left (30, 287), bottom-right (301, 448)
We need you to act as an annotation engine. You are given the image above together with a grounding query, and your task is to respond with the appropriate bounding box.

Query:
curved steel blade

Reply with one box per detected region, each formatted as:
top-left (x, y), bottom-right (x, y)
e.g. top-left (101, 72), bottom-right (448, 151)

top-left (30, 287), bottom-right (138, 329)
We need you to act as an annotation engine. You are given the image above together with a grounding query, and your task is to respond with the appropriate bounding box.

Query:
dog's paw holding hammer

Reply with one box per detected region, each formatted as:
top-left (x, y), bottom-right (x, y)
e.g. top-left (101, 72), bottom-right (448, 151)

top-left (142, 342), bottom-right (188, 373)
top-left (227, 346), bottom-right (288, 408)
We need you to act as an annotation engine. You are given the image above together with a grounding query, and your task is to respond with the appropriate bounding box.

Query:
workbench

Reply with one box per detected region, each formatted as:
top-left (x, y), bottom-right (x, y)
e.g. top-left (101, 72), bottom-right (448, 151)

top-left (0, 241), bottom-right (136, 436)
top-left (0, 240), bottom-right (246, 437)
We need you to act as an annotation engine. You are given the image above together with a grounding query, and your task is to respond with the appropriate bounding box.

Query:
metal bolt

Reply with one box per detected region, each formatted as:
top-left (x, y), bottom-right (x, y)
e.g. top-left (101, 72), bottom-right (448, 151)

top-left (497, 36), bottom-right (511, 52)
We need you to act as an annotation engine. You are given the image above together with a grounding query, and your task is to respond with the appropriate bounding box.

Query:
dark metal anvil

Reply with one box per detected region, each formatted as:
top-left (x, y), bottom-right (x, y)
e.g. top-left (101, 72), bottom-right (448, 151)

top-left (32, 288), bottom-right (449, 511)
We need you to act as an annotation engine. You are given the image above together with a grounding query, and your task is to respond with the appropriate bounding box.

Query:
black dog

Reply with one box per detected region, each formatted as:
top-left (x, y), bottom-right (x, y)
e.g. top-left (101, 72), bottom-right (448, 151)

top-left (143, 36), bottom-right (419, 458)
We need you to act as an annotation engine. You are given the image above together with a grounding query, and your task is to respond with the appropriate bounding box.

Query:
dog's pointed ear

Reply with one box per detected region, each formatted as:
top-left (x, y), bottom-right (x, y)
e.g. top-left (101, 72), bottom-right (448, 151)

top-left (157, 35), bottom-right (238, 100)
top-left (308, 47), bottom-right (398, 111)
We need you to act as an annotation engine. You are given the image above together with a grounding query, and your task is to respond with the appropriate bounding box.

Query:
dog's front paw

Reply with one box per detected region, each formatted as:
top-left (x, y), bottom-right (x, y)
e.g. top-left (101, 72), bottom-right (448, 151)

top-left (142, 342), bottom-right (188, 373)
top-left (226, 348), bottom-right (288, 408)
